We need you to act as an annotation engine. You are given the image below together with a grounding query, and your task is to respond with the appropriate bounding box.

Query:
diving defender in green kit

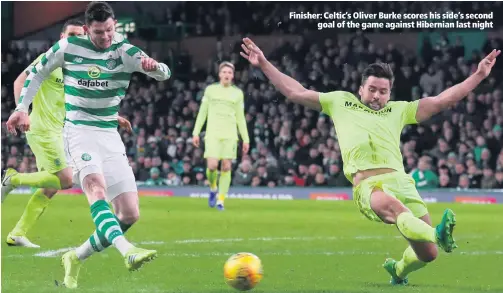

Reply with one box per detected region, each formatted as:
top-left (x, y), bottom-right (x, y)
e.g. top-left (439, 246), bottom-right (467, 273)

top-left (240, 37), bottom-right (500, 285)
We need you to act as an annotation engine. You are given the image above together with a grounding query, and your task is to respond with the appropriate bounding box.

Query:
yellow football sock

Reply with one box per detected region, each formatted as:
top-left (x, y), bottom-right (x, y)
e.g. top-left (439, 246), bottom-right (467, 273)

top-left (395, 246), bottom-right (427, 279)
top-left (206, 168), bottom-right (218, 190)
top-left (396, 212), bottom-right (436, 243)
top-left (218, 171), bottom-right (231, 202)
top-left (11, 171), bottom-right (61, 190)
top-left (10, 189), bottom-right (51, 236)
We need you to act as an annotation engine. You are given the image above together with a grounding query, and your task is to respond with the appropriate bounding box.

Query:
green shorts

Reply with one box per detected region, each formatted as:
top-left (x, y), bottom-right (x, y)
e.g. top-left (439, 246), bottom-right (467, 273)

top-left (352, 171), bottom-right (428, 222)
top-left (26, 131), bottom-right (67, 174)
top-left (204, 137), bottom-right (238, 160)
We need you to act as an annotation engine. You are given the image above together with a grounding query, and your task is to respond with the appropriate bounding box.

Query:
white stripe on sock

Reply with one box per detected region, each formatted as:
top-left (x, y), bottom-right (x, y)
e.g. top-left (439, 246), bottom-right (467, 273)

top-left (92, 210), bottom-right (113, 222)
top-left (93, 232), bottom-right (104, 251)
top-left (104, 226), bottom-right (122, 240)
top-left (98, 218), bottom-right (116, 231)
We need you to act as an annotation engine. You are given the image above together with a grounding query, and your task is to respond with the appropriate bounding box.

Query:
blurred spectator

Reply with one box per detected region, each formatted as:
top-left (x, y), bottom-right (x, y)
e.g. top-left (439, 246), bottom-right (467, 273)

top-left (439, 174), bottom-right (453, 188)
top-left (233, 160), bottom-right (254, 186)
top-left (457, 175), bottom-right (470, 190)
top-left (481, 168), bottom-right (498, 189)
top-left (143, 167), bottom-right (166, 186)
top-left (411, 156), bottom-right (439, 189)
top-left (165, 171), bottom-right (181, 186)
top-left (313, 173), bottom-right (327, 186)
top-left (495, 170), bottom-right (503, 188)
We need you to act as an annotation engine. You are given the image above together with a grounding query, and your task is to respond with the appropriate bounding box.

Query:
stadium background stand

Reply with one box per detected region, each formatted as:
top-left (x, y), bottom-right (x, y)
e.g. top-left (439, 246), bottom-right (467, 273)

top-left (1, 2), bottom-right (503, 189)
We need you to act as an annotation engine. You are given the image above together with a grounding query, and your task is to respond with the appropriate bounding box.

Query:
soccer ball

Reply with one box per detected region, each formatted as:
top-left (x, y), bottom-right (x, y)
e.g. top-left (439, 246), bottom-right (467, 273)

top-left (224, 252), bottom-right (263, 291)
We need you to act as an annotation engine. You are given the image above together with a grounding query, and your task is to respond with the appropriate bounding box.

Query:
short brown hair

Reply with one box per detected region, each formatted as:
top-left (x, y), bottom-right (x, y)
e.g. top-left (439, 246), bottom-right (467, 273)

top-left (361, 62), bottom-right (394, 87)
top-left (219, 61), bottom-right (235, 73)
top-left (62, 19), bottom-right (84, 33)
top-left (85, 1), bottom-right (115, 25)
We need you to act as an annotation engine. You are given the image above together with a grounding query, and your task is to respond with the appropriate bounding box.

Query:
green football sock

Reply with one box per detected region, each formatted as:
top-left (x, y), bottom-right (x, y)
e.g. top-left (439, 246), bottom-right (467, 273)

top-left (89, 218), bottom-right (132, 251)
top-left (90, 200), bottom-right (124, 245)
top-left (396, 212), bottom-right (436, 243)
top-left (76, 213), bottom-right (133, 261)
top-left (218, 170), bottom-right (231, 202)
top-left (206, 168), bottom-right (218, 190)
top-left (10, 189), bottom-right (51, 236)
top-left (395, 246), bottom-right (427, 279)
top-left (10, 171), bottom-right (61, 190)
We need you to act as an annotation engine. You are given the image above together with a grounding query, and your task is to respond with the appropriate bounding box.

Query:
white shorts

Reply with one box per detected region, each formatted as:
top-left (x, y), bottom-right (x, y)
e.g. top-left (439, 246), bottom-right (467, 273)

top-left (63, 124), bottom-right (137, 202)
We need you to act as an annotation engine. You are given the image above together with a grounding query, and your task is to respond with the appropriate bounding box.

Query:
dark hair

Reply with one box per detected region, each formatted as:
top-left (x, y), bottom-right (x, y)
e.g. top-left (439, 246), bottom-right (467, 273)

top-left (361, 62), bottom-right (394, 88)
top-left (61, 19), bottom-right (83, 33)
top-left (85, 1), bottom-right (115, 25)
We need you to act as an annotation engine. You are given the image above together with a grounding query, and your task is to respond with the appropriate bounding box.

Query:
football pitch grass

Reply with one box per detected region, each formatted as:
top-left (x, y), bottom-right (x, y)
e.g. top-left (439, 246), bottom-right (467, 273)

top-left (2, 195), bottom-right (502, 293)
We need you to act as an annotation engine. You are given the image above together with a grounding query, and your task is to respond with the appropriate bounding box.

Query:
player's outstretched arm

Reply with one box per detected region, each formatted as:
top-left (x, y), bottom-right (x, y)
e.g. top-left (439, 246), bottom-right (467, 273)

top-left (16, 42), bottom-right (66, 113)
top-left (416, 49), bottom-right (500, 123)
top-left (240, 38), bottom-right (321, 111)
top-left (7, 41), bottom-right (67, 134)
top-left (192, 93), bottom-right (209, 148)
top-left (122, 45), bottom-right (171, 81)
top-left (235, 90), bottom-right (250, 154)
top-left (13, 54), bottom-right (45, 105)
top-left (13, 71), bottom-right (28, 106)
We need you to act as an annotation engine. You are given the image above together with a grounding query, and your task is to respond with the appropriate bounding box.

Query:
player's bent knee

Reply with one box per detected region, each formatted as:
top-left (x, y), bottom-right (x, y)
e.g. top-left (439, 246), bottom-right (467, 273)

top-left (117, 209), bottom-right (140, 225)
top-left (207, 159), bottom-right (219, 171)
top-left (221, 160), bottom-right (232, 172)
top-left (42, 188), bottom-right (58, 199)
top-left (57, 168), bottom-right (73, 189)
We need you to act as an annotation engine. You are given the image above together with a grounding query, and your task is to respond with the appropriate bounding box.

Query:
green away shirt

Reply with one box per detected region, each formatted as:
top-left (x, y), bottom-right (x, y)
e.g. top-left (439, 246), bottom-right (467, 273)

top-left (319, 91), bottom-right (419, 183)
top-left (192, 83), bottom-right (249, 143)
top-left (25, 54), bottom-right (65, 133)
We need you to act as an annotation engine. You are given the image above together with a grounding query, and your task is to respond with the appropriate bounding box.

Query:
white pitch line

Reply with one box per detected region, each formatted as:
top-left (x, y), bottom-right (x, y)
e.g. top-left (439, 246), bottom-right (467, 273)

top-left (30, 249), bottom-right (503, 259)
top-left (171, 235), bottom-right (402, 244)
top-left (1, 234), bottom-right (492, 259)
top-left (34, 247), bottom-right (76, 258)
top-left (160, 250), bottom-right (503, 258)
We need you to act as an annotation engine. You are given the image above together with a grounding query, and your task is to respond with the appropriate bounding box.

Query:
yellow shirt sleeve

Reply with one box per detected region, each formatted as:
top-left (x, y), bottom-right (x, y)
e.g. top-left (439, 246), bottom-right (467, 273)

top-left (401, 100), bottom-right (420, 125)
top-left (319, 91), bottom-right (349, 116)
top-left (192, 88), bottom-right (209, 136)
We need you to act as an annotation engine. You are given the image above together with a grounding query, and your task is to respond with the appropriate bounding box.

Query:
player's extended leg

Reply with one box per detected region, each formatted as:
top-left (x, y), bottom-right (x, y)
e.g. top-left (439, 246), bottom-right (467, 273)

top-left (383, 214), bottom-right (437, 285)
top-left (1, 168), bottom-right (73, 202)
top-left (6, 188), bottom-right (57, 248)
top-left (206, 158), bottom-right (219, 208)
top-left (216, 159), bottom-right (232, 211)
top-left (370, 191), bottom-right (457, 284)
top-left (62, 191), bottom-right (145, 288)
top-left (2, 132), bottom-right (72, 201)
top-left (6, 167), bottom-right (72, 247)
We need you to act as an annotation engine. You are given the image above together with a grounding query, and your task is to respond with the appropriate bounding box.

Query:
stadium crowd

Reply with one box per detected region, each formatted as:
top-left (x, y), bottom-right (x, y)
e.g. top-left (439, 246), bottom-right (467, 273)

top-left (2, 3), bottom-right (503, 190)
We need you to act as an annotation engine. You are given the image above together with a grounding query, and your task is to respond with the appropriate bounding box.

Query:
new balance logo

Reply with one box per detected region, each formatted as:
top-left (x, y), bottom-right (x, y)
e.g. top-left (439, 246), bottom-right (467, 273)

top-left (74, 57), bottom-right (83, 63)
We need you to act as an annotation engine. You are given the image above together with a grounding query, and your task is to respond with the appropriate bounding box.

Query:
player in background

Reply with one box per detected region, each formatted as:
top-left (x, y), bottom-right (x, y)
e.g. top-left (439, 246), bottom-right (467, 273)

top-left (2, 19), bottom-right (133, 248)
top-left (240, 37), bottom-right (500, 285)
top-left (192, 62), bottom-right (249, 211)
top-left (6, 1), bottom-right (171, 288)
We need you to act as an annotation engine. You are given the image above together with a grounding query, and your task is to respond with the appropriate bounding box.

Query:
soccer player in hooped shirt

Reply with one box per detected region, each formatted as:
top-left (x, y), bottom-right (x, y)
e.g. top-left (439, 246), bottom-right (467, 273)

top-left (192, 62), bottom-right (250, 211)
top-left (2, 19), bottom-right (133, 249)
top-left (240, 37), bottom-right (500, 285)
top-left (6, 1), bottom-right (171, 288)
